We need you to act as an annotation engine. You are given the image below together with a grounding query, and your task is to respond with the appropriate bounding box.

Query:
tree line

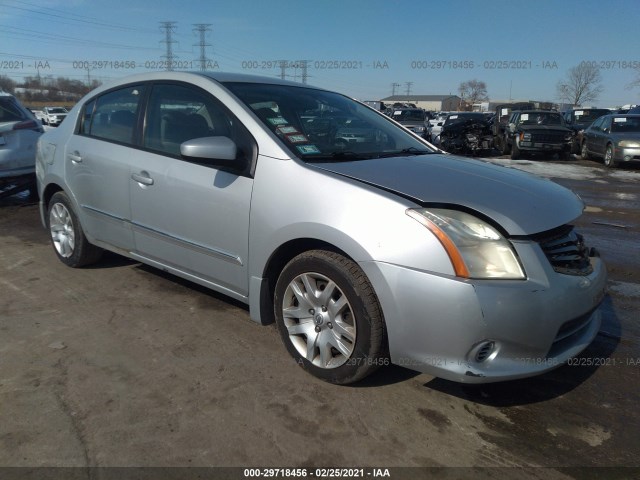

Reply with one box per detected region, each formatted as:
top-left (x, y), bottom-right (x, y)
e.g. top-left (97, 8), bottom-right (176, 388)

top-left (0, 75), bottom-right (102, 102)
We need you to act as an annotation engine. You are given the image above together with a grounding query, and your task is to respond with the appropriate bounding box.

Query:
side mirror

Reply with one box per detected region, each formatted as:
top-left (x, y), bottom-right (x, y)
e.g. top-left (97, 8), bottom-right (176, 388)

top-left (181, 136), bottom-right (237, 163)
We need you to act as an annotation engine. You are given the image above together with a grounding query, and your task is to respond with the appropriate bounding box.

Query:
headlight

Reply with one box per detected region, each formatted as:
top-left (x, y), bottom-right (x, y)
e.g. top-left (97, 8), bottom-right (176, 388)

top-left (564, 133), bottom-right (573, 141)
top-left (619, 140), bottom-right (640, 148)
top-left (520, 132), bottom-right (531, 141)
top-left (406, 208), bottom-right (525, 279)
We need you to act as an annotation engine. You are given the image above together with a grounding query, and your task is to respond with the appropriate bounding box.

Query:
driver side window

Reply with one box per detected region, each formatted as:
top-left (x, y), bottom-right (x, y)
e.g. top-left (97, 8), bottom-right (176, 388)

top-left (143, 83), bottom-right (232, 156)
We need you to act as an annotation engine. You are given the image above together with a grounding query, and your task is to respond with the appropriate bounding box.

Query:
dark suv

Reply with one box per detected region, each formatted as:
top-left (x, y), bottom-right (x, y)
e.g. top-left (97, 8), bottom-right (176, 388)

top-left (503, 110), bottom-right (573, 160)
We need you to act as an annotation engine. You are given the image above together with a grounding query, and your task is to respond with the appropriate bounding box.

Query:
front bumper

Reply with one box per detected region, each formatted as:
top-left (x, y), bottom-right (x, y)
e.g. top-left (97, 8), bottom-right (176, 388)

top-left (517, 140), bottom-right (571, 153)
top-left (614, 145), bottom-right (640, 163)
top-left (360, 241), bottom-right (607, 383)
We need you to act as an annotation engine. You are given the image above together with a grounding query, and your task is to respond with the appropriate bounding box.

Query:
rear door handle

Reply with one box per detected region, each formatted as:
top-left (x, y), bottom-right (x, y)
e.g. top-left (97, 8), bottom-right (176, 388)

top-left (131, 172), bottom-right (154, 186)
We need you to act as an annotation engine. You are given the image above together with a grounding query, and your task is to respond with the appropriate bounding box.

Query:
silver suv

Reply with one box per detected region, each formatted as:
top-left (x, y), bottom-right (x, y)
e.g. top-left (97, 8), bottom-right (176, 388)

top-left (1, 92), bottom-right (44, 197)
top-left (37, 72), bottom-right (606, 384)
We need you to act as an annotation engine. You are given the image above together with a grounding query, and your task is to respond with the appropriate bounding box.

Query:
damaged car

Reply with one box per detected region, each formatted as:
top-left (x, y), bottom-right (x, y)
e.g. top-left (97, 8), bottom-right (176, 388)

top-left (37, 72), bottom-right (606, 384)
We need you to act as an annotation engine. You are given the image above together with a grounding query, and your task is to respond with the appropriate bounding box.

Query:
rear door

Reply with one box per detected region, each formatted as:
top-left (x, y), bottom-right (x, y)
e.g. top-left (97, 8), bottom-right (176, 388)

top-left (64, 84), bottom-right (145, 250)
top-left (128, 82), bottom-right (256, 297)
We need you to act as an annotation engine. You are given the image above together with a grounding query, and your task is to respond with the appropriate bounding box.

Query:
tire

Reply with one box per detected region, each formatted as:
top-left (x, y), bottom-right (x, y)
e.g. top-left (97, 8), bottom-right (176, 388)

top-left (47, 191), bottom-right (103, 267)
top-left (581, 142), bottom-right (591, 160)
top-left (510, 141), bottom-right (520, 159)
top-left (603, 144), bottom-right (616, 168)
top-left (501, 136), bottom-right (511, 155)
top-left (274, 250), bottom-right (386, 385)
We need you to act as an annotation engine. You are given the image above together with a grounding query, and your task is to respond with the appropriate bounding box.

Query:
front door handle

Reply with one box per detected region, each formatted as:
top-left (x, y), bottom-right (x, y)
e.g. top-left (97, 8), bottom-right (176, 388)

top-left (68, 151), bottom-right (82, 163)
top-left (131, 172), bottom-right (154, 186)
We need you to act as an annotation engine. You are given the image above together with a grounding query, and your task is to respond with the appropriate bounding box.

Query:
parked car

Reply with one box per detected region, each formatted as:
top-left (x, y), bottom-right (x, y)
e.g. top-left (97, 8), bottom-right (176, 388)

top-left (1, 92), bottom-right (44, 198)
top-left (41, 106), bottom-right (69, 126)
top-left (563, 108), bottom-right (610, 153)
top-left (580, 114), bottom-right (640, 168)
top-left (503, 110), bottom-right (573, 160)
top-left (427, 112), bottom-right (450, 144)
top-left (389, 108), bottom-right (429, 138)
top-left (491, 102), bottom-right (534, 154)
top-left (438, 112), bottom-right (493, 155)
top-left (37, 72), bottom-right (606, 385)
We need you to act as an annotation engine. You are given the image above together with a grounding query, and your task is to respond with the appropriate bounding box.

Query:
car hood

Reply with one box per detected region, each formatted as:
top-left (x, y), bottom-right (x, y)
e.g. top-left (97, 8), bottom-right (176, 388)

top-left (311, 154), bottom-right (583, 236)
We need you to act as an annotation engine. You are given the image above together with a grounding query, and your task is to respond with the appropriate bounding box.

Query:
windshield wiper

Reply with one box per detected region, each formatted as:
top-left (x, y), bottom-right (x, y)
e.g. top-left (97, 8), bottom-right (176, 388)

top-left (376, 147), bottom-right (433, 158)
top-left (308, 151), bottom-right (373, 162)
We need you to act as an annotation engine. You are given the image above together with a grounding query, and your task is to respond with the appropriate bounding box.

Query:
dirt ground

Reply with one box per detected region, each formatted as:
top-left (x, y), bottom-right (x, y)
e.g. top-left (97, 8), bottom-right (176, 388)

top-left (1, 156), bottom-right (639, 479)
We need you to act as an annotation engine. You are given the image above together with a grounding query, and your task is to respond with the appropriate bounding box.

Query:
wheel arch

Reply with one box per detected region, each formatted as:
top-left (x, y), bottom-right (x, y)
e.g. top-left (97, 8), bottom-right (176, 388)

top-left (255, 238), bottom-right (353, 326)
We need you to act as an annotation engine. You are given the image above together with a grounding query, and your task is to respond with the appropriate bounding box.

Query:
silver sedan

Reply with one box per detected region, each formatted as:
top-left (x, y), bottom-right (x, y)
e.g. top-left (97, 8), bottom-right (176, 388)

top-left (36, 72), bottom-right (606, 384)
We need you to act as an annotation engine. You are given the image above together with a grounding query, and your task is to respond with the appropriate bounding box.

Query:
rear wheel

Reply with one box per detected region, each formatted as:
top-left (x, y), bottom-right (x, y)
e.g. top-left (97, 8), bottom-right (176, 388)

top-left (47, 192), bottom-right (103, 267)
top-left (604, 144), bottom-right (616, 168)
top-left (274, 250), bottom-right (386, 384)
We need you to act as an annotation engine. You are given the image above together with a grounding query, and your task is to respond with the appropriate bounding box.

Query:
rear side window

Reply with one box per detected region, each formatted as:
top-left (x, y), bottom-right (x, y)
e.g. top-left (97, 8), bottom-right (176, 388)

top-left (82, 85), bottom-right (145, 145)
top-left (0, 97), bottom-right (27, 123)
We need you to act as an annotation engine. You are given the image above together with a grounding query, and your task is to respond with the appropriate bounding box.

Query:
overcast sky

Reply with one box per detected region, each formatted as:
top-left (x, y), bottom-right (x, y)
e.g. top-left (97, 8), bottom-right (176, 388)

top-left (1, 0), bottom-right (639, 107)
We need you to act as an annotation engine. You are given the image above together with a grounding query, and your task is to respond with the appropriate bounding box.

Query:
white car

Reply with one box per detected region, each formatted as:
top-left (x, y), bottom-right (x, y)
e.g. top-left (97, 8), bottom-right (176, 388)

top-left (428, 112), bottom-right (450, 144)
top-left (1, 93), bottom-right (44, 180)
top-left (41, 106), bottom-right (69, 126)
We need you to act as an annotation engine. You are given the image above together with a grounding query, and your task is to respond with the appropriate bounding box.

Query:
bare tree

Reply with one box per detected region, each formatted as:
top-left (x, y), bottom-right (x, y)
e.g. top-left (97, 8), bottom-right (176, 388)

top-left (627, 67), bottom-right (640, 93)
top-left (556, 63), bottom-right (603, 106)
top-left (458, 79), bottom-right (488, 109)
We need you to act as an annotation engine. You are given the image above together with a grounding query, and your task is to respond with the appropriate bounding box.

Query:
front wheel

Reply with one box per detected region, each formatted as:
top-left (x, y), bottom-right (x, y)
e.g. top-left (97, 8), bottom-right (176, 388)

top-left (510, 141), bottom-right (520, 159)
top-left (47, 191), bottom-right (103, 267)
top-left (604, 144), bottom-right (616, 168)
top-left (501, 136), bottom-right (511, 155)
top-left (274, 250), bottom-right (386, 384)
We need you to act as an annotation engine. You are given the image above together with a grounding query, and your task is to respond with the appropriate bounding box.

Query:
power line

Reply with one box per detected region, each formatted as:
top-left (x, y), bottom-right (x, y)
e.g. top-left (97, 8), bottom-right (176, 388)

top-left (0, 25), bottom-right (159, 51)
top-left (0, 1), bottom-right (156, 33)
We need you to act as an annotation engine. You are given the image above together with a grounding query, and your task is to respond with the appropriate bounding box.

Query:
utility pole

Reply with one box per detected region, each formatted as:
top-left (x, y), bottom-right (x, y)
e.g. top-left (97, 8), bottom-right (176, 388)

top-left (85, 67), bottom-right (92, 86)
top-left (405, 81), bottom-right (413, 96)
top-left (160, 21), bottom-right (178, 71)
top-left (279, 60), bottom-right (287, 80)
top-left (300, 60), bottom-right (309, 84)
top-left (391, 82), bottom-right (400, 96)
top-left (193, 24), bottom-right (212, 71)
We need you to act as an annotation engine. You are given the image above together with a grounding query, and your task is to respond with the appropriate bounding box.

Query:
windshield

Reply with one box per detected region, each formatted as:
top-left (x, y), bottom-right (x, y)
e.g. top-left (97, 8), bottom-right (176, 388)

top-left (48, 107), bottom-right (67, 114)
top-left (391, 109), bottom-right (425, 121)
top-left (224, 83), bottom-right (433, 160)
top-left (611, 116), bottom-right (640, 133)
top-left (573, 109), bottom-right (609, 123)
top-left (517, 112), bottom-right (563, 125)
top-left (444, 113), bottom-right (486, 126)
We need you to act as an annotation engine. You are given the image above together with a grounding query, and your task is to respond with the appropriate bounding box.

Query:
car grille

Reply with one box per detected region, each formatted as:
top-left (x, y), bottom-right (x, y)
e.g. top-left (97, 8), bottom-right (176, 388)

top-left (535, 225), bottom-right (593, 275)
top-left (530, 133), bottom-right (566, 143)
